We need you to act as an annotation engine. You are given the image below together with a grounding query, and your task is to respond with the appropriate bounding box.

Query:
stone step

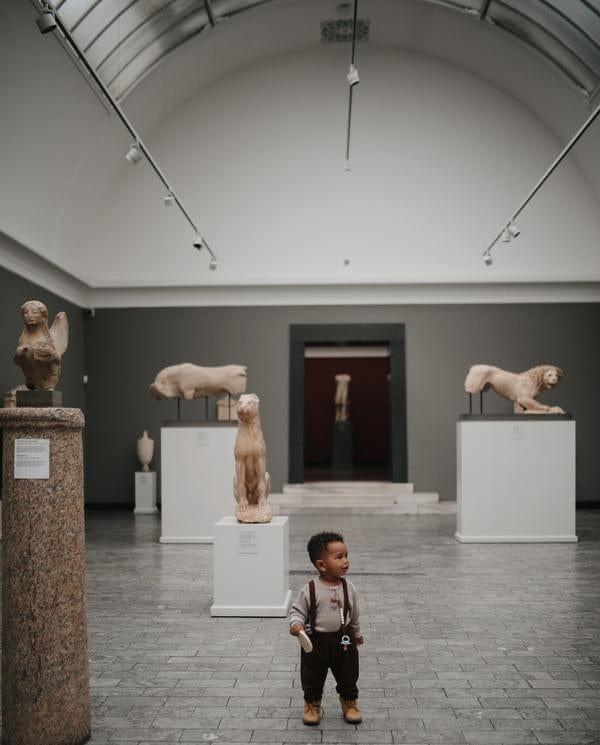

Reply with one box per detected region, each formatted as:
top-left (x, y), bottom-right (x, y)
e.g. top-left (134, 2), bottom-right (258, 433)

top-left (271, 492), bottom-right (438, 507)
top-left (282, 481), bottom-right (414, 496)
top-left (271, 499), bottom-right (454, 516)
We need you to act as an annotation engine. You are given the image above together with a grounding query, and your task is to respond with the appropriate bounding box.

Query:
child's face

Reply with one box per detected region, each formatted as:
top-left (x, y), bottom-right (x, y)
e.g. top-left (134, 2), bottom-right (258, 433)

top-left (316, 541), bottom-right (350, 579)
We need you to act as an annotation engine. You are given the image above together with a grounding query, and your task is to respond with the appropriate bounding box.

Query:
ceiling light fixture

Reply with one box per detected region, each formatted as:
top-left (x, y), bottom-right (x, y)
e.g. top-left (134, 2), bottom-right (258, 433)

top-left (163, 192), bottom-right (175, 207)
top-left (507, 221), bottom-right (520, 238)
top-left (347, 64), bottom-right (360, 87)
top-left (36, 1), bottom-right (57, 34)
top-left (125, 141), bottom-right (142, 165)
top-left (35, 0), bottom-right (218, 270)
top-left (482, 97), bottom-right (600, 264)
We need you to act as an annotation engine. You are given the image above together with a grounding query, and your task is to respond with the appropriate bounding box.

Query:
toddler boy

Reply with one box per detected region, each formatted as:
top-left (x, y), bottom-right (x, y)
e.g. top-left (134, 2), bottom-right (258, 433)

top-left (289, 531), bottom-right (364, 726)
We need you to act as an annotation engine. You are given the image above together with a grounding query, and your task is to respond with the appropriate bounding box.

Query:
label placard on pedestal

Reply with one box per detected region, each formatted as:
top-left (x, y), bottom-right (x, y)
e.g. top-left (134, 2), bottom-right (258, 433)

top-left (14, 438), bottom-right (49, 479)
top-left (238, 531), bottom-right (258, 554)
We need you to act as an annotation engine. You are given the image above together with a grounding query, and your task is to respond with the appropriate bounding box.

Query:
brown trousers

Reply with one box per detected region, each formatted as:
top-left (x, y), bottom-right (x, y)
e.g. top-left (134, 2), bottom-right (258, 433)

top-left (300, 629), bottom-right (359, 702)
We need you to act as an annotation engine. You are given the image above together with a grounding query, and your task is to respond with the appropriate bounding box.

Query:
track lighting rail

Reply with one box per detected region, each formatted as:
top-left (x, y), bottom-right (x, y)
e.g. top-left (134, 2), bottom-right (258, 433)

top-left (33, 0), bottom-right (217, 268)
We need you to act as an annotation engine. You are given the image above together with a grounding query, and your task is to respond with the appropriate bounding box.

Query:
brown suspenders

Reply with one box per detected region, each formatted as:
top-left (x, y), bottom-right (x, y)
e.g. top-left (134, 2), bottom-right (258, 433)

top-left (308, 579), bottom-right (317, 633)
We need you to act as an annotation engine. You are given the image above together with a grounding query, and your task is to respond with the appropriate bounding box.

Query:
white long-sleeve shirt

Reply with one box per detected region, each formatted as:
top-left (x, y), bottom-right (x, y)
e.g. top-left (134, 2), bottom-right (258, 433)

top-left (289, 577), bottom-right (361, 637)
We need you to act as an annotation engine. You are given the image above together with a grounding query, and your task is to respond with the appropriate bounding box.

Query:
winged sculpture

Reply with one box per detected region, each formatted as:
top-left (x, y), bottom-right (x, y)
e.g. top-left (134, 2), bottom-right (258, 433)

top-left (14, 300), bottom-right (69, 390)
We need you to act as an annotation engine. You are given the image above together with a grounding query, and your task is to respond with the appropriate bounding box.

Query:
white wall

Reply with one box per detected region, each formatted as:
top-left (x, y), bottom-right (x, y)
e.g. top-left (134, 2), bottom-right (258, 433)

top-left (89, 44), bottom-right (600, 287)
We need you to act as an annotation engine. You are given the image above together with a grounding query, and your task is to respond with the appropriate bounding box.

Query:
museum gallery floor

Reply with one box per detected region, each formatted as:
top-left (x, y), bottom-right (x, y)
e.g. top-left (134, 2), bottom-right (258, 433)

top-left (5, 510), bottom-right (600, 745)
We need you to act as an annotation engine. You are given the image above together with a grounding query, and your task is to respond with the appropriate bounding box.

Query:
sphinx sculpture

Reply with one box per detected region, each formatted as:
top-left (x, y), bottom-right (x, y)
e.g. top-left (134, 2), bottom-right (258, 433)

top-left (14, 300), bottom-right (69, 390)
top-left (233, 393), bottom-right (272, 523)
top-left (334, 373), bottom-right (351, 422)
top-left (464, 363), bottom-right (565, 414)
top-left (149, 363), bottom-right (247, 400)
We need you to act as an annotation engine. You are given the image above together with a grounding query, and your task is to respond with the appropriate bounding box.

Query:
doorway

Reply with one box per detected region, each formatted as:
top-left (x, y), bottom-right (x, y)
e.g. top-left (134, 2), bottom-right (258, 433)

top-left (304, 346), bottom-right (390, 480)
top-left (289, 324), bottom-right (407, 483)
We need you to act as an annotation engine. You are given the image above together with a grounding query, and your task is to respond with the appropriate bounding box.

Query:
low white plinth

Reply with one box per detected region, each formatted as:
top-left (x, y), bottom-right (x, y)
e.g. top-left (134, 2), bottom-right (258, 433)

top-left (456, 418), bottom-right (577, 543)
top-left (134, 471), bottom-right (157, 514)
top-left (160, 424), bottom-right (237, 543)
top-left (211, 516), bottom-right (292, 617)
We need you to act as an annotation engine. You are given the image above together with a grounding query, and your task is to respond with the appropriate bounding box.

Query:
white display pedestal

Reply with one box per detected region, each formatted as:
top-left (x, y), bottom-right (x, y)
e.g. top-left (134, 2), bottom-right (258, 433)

top-left (134, 471), bottom-right (157, 514)
top-left (456, 416), bottom-right (577, 543)
top-left (211, 516), bottom-right (292, 617)
top-left (160, 423), bottom-right (237, 543)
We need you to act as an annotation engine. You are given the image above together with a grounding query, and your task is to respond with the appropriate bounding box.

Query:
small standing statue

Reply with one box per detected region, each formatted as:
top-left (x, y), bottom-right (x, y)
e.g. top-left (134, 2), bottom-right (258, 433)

top-left (234, 394), bottom-right (272, 523)
top-left (14, 300), bottom-right (69, 390)
top-left (334, 373), bottom-right (351, 422)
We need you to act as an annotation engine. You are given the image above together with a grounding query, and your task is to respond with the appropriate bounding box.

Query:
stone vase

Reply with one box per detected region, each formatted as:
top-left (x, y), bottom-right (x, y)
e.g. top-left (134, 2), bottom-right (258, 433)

top-left (137, 430), bottom-right (154, 472)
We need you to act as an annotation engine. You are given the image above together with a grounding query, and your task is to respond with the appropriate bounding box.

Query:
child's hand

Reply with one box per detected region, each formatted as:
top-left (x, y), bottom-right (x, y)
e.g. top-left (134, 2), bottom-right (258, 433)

top-left (356, 635), bottom-right (364, 646)
top-left (290, 623), bottom-right (304, 636)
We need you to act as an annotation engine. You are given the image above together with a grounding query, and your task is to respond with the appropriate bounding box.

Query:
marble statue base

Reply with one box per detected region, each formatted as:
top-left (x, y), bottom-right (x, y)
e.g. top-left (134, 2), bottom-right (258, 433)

top-left (0, 407), bottom-right (91, 745)
top-left (135, 471), bottom-right (158, 514)
top-left (332, 420), bottom-right (353, 472)
top-left (17, 389), bottom-right (63, 407)
top-left (456, 417), bottom-right (577, 543)
top-left (160, 423), bottom-right (237, 543)
top-left (211, 516), bottom-right (292, 617)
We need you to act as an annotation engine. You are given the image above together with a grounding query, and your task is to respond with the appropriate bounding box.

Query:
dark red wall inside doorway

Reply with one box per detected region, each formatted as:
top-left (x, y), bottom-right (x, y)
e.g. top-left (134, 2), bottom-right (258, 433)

top-left (304, 357), bottom-right (390, 466)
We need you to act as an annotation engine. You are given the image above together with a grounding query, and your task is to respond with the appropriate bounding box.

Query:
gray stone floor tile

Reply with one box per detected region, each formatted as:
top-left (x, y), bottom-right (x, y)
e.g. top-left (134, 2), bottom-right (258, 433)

top-left (180, 731), bottom-right (252, 743)
top-left (5, 511), bottom-right (600, 745)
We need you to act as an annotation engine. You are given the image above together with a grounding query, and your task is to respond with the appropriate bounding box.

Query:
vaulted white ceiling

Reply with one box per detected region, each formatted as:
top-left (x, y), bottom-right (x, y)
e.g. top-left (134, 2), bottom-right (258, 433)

top-left (2, 0), bottom-right (600, 306)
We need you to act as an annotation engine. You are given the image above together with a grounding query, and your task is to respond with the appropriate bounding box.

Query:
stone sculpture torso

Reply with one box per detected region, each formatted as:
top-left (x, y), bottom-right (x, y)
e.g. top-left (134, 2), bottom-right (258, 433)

top-left (234, 393), bottom-right (272, 523)
top-left (14, 301), bottom-right (69, 390)
top-left (334, 373), bottom-right (351, 422)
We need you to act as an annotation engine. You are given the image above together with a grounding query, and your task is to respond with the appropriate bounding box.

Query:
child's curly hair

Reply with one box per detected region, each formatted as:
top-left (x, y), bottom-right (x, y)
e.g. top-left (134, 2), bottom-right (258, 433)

top-left (307, 531), bottom-right (345, 566)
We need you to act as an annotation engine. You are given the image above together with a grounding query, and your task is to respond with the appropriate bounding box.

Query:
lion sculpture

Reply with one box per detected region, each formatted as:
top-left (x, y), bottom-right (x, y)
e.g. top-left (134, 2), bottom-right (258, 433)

top-left (464, 364), bottom-right (564, 414)
top-left (149, 363), bottom-right (247, 400)
top-left (14, 300), bottom-right (69, 390)
top-left (233, 393), bottom-right (272, 524)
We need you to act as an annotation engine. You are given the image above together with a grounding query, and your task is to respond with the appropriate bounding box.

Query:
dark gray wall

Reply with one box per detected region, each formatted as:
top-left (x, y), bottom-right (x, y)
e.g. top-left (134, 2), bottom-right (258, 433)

top-left (0, 265), bottom-right (85, 409)
top-left (83, 303), bottom-right (600, 505)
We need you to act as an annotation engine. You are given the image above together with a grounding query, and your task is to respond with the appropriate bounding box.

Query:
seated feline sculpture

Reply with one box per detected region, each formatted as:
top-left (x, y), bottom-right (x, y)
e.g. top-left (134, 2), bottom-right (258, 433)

top-left (464, 363), bottom-right (564, 414)
top-left (14, 300), bottom-right (69, 390)
top-left (233, 394), bottom-right (272, 523)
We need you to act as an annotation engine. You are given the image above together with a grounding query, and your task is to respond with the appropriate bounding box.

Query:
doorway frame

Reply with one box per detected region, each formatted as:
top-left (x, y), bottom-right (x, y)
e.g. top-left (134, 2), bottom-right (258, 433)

top-left (289, 323), bottom-right (407, 483)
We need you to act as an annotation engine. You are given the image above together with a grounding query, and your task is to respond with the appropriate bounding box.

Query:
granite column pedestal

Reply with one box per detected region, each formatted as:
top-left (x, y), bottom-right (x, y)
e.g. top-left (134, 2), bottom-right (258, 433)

top-left (0, 407), bottom-right (91, 745)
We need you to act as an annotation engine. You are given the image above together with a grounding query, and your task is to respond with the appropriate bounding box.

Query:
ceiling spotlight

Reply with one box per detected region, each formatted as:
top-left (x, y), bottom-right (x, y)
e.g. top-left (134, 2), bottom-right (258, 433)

top-left (501, 228), bottom-right (511, 243)
top-left (209, 257), bottom-right (218, 271)
top-left (483, 252), bottom-right (493, 266)
top-left (163, 192), bottom-right (175, 207)
top-left (347, 64), bottom-right (360, 87)
top-left (507, 221), bottom-right (521, 238)
top-left (344, 159), bottom-right (351, 172)
top-left (36, 1), bottom-right (57, 34)
top-left (125, 141), bottom-right (142, 165)
top-left (193, 235), bottom-right (203, 250)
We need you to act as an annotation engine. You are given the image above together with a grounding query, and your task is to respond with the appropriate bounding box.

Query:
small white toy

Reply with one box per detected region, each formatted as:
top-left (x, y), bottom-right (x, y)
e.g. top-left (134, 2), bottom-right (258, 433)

top-left (298, 630), bottom-right (313, 653)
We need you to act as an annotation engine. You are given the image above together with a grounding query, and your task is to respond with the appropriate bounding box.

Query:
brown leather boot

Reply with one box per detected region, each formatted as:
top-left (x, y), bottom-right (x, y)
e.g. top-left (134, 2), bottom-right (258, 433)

top-left (303, 700), bottom-right (322, 725)
top-left (340, 696), bottom-right (362, 723)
